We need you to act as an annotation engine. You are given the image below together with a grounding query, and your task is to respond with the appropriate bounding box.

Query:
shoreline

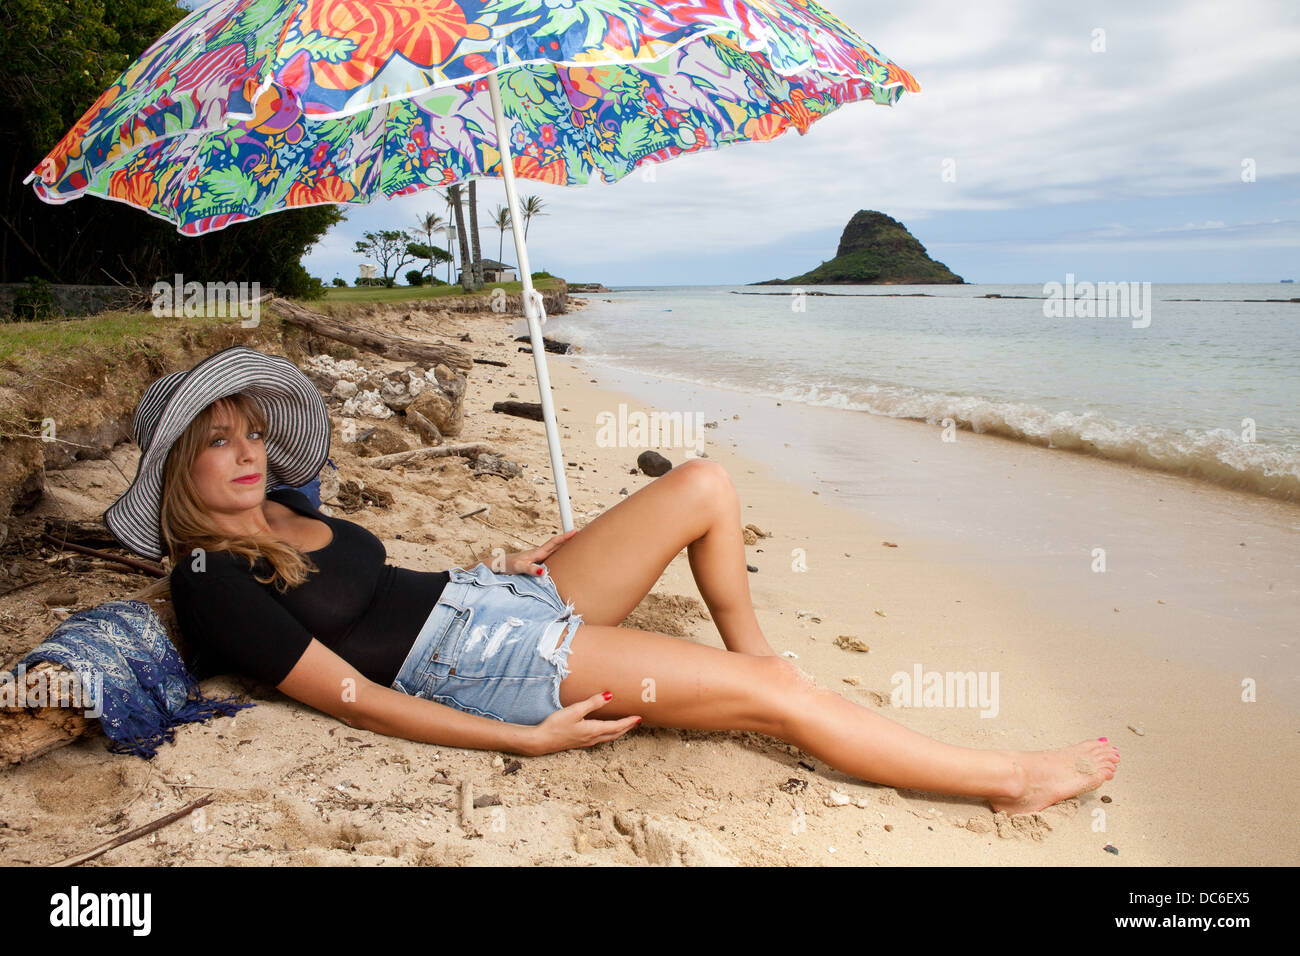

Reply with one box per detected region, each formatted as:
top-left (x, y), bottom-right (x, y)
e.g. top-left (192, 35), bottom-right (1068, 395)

top-left (554, 354), bottom-right (1300, 712)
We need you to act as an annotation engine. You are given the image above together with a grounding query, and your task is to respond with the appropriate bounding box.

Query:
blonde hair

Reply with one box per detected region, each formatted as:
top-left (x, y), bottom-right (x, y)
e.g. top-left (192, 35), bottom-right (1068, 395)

top-left (159, 392), bottom-right (318, 592)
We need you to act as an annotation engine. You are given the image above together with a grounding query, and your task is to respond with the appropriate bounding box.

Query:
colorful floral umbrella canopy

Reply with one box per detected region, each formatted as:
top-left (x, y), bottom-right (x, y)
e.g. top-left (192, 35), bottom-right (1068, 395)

top-left (28, 0), bottom-right (920, 531)
top-left (27, 0), bottom-right (920, 235)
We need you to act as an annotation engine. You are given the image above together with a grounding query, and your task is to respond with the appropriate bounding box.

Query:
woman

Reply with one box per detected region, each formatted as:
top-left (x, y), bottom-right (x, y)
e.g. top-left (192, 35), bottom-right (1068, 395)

top-left (108, 346), bottom-right (1118, 815)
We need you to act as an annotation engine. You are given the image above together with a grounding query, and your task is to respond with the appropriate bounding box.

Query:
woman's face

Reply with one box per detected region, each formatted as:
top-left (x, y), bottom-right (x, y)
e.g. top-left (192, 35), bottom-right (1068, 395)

top-left (189, 400), bottom-right (268, 516)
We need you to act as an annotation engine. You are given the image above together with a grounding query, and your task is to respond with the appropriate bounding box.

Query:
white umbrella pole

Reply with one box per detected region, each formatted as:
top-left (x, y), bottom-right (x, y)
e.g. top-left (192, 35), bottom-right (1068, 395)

top-left (486, 70), bottom-right (574, 532)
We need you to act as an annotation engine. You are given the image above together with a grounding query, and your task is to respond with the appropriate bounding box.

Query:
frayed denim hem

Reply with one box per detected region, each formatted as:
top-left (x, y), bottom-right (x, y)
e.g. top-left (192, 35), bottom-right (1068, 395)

top-left (539, 601), bottom-right (582, 714)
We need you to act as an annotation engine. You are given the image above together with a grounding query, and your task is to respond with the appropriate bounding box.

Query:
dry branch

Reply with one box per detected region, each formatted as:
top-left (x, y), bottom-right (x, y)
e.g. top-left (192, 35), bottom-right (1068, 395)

top-left (267, 297), bottom-right (473, 371)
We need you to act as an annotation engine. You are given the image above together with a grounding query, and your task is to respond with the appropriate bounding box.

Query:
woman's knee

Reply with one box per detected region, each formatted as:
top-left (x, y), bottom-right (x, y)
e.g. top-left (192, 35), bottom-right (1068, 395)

top-left (668, 458), bottom-right (735, 511)
top-left (753, 654), bottom-right (821, 737)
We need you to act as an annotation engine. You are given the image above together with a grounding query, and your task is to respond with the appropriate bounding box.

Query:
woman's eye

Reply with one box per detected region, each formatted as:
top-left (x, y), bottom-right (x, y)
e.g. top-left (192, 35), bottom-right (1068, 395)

top-left (210, 431), bottom-right (264, 446)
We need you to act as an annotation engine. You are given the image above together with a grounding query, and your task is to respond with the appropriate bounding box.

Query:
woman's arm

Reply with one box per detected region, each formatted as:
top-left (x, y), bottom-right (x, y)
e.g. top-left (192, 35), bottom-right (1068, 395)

top-left (277, 638), bottom-right (538, 755)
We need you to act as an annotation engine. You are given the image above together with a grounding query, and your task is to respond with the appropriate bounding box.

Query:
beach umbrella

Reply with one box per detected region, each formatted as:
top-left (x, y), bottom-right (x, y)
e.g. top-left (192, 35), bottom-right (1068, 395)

top-left (26, 0), bottom-right (920, 531)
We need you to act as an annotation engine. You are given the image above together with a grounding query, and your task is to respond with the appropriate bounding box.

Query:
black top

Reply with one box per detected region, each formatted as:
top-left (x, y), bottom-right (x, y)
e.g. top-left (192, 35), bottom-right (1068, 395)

top-left (168, 487), bottom-right (449, 687)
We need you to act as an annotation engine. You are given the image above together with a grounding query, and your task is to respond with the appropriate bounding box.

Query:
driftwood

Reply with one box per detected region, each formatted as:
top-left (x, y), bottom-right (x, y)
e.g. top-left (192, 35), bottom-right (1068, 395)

top-left (52, 794), bottom-right (214, 867)
top-left (492, 400), bottom-right (544, 422)
top-left (473, 358), bottom-right (508, 367)
top-left (267, 298), bottom-right (473, 372)
top-left (1, 576), bottom-right (182, 768)
top-left (404, 408), bottom-right (443, 445)
top-left (512, 335), bottom-right (572, 354)
top-left (365, 442), bottom-right (494, 470)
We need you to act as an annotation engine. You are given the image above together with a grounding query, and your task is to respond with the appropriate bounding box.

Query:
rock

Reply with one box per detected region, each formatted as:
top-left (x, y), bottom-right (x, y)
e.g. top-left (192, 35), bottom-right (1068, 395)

top-left (341, 388), bottom-right (394, 420)
top-left (332, 379), bottom-right (358, 400)
top-left (824, 790), bottom-right (851, 807)
top-left (882, 541), bottom-right (898, 548)
top-left (1127, 724), bottom-right (1145, 736)
top-left (744, 523), bottom-right (769, 538)
top-left (842, 676), bottom-right (861, 685)
top-left (745, 564), bottom-right (758, 573)
top-left (779, 778), bottom-right (807, 794)
top-left (470, 454), bottom-right (522, 480)
top-left (874, 609), bottom-right (887, 617)
top-left (764, 210), bottom-right (963, 285)
top-left (742, 527), bottom-right (758, 545)
top-left (834, 635), bottom-right (869, 653)
top-left (637, 450), bottom-right (673, 477)
top-left (1103, 844), bottom-right (1119, 855)
top-left (409, 369), bottom-right (466, 436)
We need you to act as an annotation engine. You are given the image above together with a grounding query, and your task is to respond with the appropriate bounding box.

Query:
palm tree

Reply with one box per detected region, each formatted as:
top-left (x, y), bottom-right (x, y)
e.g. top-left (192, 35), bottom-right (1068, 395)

top-left (467, 179), bottom-right (485, 290)
top-left (521, 194), bottom-right (547, 241)
top-left (492, 204), bottom-right (511, 266)
top-left (447, 184), bottom-right (473, 292)
top-left (415, 210), bottom-right (445, 284)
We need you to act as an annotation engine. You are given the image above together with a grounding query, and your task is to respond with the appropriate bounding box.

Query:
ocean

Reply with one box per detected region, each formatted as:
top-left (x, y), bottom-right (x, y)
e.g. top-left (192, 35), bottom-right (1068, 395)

top-left (543, 283), bottom-right (1300, 502)
top-left (537, 283), bottom-right (1300, 705)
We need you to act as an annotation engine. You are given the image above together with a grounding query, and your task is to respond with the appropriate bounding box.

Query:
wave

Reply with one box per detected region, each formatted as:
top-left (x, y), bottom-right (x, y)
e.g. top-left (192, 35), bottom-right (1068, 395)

top-left (567, 353), bottom-right (1300, 503)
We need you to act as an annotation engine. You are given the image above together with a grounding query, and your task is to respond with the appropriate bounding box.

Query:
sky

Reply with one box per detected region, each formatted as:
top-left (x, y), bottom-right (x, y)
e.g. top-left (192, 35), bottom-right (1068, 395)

top-left (179, 0), bottom-right (1299, 286)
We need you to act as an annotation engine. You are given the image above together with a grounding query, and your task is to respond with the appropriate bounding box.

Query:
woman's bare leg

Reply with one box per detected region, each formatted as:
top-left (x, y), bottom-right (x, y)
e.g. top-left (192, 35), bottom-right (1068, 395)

top-left (544, 459), bottom-right (774, 655)
top-left (558, 624), bottom-right (1121, 813)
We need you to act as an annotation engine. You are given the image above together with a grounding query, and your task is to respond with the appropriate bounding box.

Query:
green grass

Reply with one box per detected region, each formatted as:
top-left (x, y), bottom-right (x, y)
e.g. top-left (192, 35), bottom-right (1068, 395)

top-left (0, 310), bottom-right (271, 367)
top-left (318, 276), bottom-right (563, 304)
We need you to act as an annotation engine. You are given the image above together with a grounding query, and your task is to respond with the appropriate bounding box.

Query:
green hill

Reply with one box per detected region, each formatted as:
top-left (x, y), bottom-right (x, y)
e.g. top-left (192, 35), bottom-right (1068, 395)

top-left (756, 210), bottom-right (963, 285)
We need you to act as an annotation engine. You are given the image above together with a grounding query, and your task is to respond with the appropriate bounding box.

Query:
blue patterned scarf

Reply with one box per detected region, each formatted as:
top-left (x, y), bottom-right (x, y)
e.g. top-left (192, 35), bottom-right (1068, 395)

top-left (14, 599), bottom-right (253, 758)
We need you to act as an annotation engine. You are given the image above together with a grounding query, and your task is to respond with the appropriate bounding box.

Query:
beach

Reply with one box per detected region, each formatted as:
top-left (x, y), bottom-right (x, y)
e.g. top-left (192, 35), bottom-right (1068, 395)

top-left (1, 296), bottom-right (1297, 866)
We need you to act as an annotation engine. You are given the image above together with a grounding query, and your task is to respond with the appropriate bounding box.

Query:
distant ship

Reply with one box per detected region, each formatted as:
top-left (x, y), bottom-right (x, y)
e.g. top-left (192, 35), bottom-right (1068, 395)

top-left (1283, 279), bottom-right (1295, 283)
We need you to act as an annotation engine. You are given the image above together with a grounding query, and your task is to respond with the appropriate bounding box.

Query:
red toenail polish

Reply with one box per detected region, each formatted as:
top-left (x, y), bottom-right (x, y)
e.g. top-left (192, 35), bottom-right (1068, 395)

top-left (1099, 737), bottom-right (1107, 742)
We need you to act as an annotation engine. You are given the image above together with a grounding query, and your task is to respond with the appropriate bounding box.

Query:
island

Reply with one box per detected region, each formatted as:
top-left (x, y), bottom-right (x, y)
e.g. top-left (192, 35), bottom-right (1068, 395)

top-left (753, 210), bottom-right (963, 285)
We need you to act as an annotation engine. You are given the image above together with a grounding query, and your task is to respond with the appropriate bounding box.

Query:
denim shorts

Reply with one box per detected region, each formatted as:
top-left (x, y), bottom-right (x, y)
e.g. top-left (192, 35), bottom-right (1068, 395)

top-left (389, 563), bottom-right (583, 725)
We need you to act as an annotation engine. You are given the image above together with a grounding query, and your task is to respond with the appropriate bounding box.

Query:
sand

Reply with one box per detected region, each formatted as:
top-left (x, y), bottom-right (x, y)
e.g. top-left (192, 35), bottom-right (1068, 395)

top-left (1, 298), bottom-right (1296, 866)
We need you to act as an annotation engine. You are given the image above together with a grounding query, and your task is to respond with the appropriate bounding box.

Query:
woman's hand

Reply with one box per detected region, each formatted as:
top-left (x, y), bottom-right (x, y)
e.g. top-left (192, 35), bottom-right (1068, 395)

top-left (498, 529), bottom-right (578, 576)
top-left (524, 691), bottom-right (642, 756)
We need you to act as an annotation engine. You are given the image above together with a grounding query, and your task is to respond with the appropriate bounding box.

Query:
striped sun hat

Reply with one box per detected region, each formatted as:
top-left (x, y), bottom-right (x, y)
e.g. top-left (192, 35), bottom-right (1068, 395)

top-left (103, 345), bottom-right (331, 561)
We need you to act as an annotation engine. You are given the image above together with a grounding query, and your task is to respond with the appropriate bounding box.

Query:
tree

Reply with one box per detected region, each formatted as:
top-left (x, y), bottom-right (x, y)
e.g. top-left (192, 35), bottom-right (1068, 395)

top-left (407, 241), bottom-right (450, 282)
top-left (447, 184), bottom-right (473, 292)
top-left (521, 194), bottom-right (548, 240)
top-left (492, 204), bottom-right (512, 266)
top-left (354, 230), bottom-right (417, 287)
top-left (467, 179), bottom-right (484, 290)
top-left (414, 211), bottom-right (445, 283)
top-left (0, 0), bottom-right (339, 293)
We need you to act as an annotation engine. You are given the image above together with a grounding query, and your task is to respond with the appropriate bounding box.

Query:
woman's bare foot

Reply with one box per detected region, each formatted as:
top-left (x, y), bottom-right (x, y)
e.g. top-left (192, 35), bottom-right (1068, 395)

top-left (990, 738), bottom-right (1120, 815)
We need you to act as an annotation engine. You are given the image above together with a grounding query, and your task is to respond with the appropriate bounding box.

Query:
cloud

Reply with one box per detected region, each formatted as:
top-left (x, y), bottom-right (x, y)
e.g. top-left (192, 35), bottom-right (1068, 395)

top-left (182, 0), bottom-right (1296, 281)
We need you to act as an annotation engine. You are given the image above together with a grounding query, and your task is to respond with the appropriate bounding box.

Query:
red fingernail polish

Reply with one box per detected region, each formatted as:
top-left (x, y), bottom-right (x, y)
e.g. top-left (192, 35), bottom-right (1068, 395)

top-left (636, 717), bottom-right (643, 724)
top-left (535, 568), bottom-right (544, 576)
top-left (603, 691), bottom-right (612, 701)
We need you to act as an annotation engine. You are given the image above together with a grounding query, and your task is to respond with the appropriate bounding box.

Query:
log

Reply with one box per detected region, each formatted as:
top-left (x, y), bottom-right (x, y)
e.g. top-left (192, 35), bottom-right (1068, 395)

top-left (512, 334), bottom-right (571, 354)
top-left (473, 358), bottom-right (508, 367)
top-left (491, 401), bottom-right (544, 422)
top-left (266, 297), bottom-right (473, 372)
top-left (0, 576), bottom-right (183, 768)
top-left (365, 442), bottom-right (495, 470)
top-left (404, 408), bottom-right (443, 445)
